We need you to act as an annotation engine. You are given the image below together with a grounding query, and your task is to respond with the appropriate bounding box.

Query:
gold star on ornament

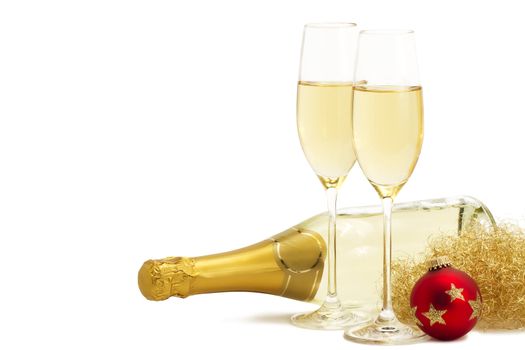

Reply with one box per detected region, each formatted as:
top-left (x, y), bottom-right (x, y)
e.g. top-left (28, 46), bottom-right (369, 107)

top-left (422, 304), bottom-right (447, 326)
top-left (468, 293), bottom-right (482, 320)
top-left (445, 283), bottom-right (465, 302)
top-left (412, 306), bottom-right (423, 326)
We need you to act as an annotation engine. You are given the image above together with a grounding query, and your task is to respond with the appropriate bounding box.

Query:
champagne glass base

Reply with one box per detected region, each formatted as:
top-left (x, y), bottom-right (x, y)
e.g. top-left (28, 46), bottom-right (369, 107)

top-left (291, 302), bottom-right (369, 330)
top-left (344, 318), bottom-right (428, 345)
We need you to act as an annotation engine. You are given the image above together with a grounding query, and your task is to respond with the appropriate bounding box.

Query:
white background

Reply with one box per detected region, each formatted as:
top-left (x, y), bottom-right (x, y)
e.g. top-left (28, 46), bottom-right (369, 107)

top-left (1, 0), bottom-right (524, 349)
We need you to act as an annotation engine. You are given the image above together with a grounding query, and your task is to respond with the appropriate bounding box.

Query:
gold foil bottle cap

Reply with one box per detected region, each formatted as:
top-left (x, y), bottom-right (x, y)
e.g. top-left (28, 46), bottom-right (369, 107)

top-left (428, 256), bottom-right (452, 271)
top-left (138, 257), bottom-right (195, 301)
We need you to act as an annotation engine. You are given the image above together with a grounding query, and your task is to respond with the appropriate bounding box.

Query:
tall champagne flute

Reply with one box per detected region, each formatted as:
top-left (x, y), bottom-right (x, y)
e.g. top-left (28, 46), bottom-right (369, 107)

top-left (293, 23), bottom-right (368, 330)
top-left (344, 30), bottom-right (427, 344)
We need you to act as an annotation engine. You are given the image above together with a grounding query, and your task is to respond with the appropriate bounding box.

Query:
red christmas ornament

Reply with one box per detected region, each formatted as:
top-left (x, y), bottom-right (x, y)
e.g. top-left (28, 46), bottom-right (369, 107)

top-left (410, 256), bottom-right (482, 341)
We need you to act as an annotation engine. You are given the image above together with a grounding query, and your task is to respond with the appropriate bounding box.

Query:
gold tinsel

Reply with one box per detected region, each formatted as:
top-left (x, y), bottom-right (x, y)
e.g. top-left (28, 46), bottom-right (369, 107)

top-left (392, 223), bottom-right (525, 330)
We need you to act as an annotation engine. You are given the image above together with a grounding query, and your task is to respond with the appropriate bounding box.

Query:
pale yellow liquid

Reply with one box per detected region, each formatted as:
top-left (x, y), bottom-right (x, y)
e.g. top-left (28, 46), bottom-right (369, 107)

top-left (297, 81), bottom-right (356, 188)
top-left (353, 86), bottom-right (423, 198)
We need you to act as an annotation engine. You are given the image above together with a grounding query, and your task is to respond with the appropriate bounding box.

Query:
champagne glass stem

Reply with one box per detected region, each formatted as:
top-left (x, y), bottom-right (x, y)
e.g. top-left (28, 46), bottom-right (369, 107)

top-left (379, 196), bottom-right (395, 322)
top-left (325, 186), bottom-right (340, 306)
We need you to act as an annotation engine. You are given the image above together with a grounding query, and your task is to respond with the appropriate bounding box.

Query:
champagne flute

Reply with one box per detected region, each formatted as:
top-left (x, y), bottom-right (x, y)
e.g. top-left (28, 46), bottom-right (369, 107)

top-left (292, 23), bottom-right (368, 330)
top-left (344, 30), bottom-right (426, 344)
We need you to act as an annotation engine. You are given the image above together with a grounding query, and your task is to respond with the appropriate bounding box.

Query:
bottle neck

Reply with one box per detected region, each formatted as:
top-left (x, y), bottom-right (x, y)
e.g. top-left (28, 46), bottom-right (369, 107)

top-left (191, 228), bottom-right (326, 301)
top-left (190, 239), bottom-right (286, 296)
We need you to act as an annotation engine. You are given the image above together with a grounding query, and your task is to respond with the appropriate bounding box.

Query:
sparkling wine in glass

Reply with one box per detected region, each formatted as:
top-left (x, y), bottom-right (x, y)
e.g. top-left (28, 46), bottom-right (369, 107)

top-left (344, 30), bottom-right (427, 344)
top-left (292, 23), bottom-right (368, 330)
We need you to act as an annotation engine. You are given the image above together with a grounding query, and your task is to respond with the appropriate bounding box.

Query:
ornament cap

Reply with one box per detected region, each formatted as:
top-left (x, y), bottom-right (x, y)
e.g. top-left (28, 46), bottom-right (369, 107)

top-left (428, 256), bottom-right (452, 271)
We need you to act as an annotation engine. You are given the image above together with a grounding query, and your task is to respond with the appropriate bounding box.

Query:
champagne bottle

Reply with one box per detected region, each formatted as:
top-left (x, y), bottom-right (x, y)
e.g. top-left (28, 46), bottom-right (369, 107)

top-left (138, 196), bottom-right (494, 310)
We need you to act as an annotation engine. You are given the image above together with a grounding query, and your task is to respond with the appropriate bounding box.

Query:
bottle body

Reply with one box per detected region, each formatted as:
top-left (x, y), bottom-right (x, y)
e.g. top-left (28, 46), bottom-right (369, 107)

top-left (303, 196), bottom-right (494, 310)
top-left (139, 196), bottom-right (495, 311)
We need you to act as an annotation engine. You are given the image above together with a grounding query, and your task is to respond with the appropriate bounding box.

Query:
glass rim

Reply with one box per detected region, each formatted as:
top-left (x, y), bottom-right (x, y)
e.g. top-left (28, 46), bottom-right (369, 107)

top-left (360, 29), bottom-right (415, 36)
top-left (304, 22), bottom-right (357, 29)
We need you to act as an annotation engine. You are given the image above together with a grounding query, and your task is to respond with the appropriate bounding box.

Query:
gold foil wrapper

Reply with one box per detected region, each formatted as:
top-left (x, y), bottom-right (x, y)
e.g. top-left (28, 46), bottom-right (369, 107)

top-left (138, 257), bottom-right (196, 301)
